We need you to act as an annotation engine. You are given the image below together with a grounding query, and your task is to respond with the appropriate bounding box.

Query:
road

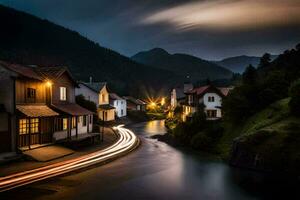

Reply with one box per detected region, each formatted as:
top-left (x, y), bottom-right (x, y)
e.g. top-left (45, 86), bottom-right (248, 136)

top-left (0, 125), bottom-right (139, 192)
top-left (1, 120), bottom-right (299, 200)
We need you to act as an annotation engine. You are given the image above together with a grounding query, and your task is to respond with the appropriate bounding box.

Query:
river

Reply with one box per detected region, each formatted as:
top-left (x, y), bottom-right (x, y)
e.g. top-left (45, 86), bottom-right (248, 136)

top-left (1, 120), bottom-right (299, 199)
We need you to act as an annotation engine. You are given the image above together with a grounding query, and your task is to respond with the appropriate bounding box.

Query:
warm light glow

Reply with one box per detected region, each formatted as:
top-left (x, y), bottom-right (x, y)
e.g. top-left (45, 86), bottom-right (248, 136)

top-left (161, 97), bottom-right (165, 106)
top-left (46, 81), bottom-right (52, 87)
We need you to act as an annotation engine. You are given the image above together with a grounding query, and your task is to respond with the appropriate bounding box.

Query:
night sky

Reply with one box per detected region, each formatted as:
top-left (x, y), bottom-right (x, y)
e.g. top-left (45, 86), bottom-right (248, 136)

top-left (1, 0), bottom-right (300, 60)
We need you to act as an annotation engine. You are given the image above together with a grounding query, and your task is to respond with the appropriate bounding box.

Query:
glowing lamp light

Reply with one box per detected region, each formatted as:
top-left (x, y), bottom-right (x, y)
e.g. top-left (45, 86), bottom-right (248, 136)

top-left (46, 81), bottom-right (52, 87)
top-left (150, 102), bottom-right (156, 107)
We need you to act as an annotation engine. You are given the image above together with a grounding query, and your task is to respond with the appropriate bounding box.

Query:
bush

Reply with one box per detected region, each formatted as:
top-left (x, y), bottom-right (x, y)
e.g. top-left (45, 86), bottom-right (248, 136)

top-left (75, 95), bottom-right (97, 112)
top-left (190, 132), bottom-right (213, 150)
top-left (289, 79), bottom-right (300, 116)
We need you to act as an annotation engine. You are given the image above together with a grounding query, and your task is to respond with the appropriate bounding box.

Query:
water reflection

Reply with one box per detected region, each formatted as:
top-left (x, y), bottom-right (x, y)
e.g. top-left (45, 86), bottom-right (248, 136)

top-left (2, 120), bottom-right (299, 200)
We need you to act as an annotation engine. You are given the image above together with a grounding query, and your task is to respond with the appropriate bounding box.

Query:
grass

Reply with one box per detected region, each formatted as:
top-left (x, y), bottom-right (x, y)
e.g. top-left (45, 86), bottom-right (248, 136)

top-left (216, 98), bottom-right (294, 160)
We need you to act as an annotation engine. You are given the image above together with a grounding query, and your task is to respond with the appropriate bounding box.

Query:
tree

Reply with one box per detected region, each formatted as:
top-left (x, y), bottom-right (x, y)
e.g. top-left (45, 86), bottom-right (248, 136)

top-left (258, 53), bottom-right (271, 68)
top-left (75, 95), bottom-right (97, 113)
top-left (242, 65), bottom-right (258, 85)
top-left (289, 79), bottom-right (300, 116)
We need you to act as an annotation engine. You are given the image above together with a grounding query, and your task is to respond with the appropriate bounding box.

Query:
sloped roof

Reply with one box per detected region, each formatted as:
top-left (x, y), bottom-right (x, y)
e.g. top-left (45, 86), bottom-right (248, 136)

top-left (123, 96), bottom-right (147, 105)
top-left (17, 105), bottom-right (59, 117)
top-left (52, 103), bottom-right (94, 116)
top-left (98, 104), bottom-right (115, 110)
top-left (187, 85), bottom-right (227, 97)
top-left (218, 87), bottom-right (233, 96)
top-left (0, 60), bottom-right (43, 81)
top-left (109, 93), bottom-right (123, 100)
top-left (35, 66), bottom-right (77, 85)
top-left (84, 82), bottom-right (106, 92)
top-left (188, 86), bottom-right (210, 95)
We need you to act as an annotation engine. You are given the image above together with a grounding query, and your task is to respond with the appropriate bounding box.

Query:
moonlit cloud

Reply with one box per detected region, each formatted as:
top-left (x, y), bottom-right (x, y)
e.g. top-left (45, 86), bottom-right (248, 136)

top-left (142, 0), bottom-right (300, 31)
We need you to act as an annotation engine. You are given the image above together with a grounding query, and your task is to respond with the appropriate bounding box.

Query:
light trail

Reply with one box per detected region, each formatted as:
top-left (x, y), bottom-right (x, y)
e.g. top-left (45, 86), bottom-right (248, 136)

top-left (0, 125), bottom-right (139, 192)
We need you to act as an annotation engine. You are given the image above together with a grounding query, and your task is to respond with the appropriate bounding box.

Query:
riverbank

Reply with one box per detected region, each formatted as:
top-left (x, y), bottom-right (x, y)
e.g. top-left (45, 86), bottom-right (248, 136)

top-left (164, 98), bottom-right (300, 177)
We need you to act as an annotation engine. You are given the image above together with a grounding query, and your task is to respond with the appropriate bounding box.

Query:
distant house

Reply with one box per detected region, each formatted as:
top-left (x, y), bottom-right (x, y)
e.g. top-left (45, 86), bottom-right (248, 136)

top-left (80, 81), bottom-right (115, 121)
top-left (110, 93), bottom-right (127, 118)
top-left (75, 81), bottom-right (99, 106)
top-left (182, 84), bottom-right (232, 121)
top-left (0, 61), bottom-right (93, 152)
top-left (123, 96), bottom-right (146, 111)
top-left (170, 82), bottom-right (193, 108)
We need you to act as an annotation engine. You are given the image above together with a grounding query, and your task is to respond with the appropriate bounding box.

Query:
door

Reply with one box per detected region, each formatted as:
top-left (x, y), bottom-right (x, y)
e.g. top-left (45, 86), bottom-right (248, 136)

top-left (0, 113), bottom-right (11, 152)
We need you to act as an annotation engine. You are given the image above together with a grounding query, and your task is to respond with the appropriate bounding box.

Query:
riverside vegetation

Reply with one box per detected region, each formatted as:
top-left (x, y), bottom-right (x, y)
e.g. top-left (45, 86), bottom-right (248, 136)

top-left (166, 43), bottom-right (300, 175)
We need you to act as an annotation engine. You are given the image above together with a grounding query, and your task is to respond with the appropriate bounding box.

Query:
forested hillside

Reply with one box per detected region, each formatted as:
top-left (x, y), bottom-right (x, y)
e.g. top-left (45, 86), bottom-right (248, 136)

top-left (0, 5), bottom-right (179, 96)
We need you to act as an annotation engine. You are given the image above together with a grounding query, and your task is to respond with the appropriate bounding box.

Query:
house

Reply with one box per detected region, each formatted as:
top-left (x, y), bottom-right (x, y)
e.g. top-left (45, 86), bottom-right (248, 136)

top-left (182, 84), bottom-right (232, 121)
top-left (35, 67), bottom-right (94, 141)
top-left (80, 81), bottom-right (115, 121)
top-left (0, 61), bottom-right (59, 151)
top-left (123, 96), bottom-right (147, 111)
top-left (170, 82), bottom-right (193, 109)
top-left (109, 93), bottom-right (127, 118)
top-left (75, 81), bottom-right (99, 105)
top-left (0, 61), bottom-right (94, 152)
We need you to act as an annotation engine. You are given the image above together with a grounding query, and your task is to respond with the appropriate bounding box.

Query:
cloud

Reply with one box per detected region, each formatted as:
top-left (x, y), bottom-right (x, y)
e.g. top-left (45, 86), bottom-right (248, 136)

top-left (141, 0), bottom-right (300, 31)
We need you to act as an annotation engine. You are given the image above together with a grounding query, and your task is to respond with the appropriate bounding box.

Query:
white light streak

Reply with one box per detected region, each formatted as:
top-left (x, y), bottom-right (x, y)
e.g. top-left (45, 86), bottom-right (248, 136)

top-left (0, 125), bottom-right (139, 192)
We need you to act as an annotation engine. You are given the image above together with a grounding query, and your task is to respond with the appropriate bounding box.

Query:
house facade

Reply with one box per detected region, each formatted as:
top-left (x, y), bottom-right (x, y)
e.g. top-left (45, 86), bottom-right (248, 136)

top-left (0, 61), bottom-right (93, 153)
top-left (123, 96), bottom-right (146, 111)
top-left (170, 83), bottom-right (193, 109)
top-left (182, 85), bottom-right (232, 121)
top-left (80, 82), bottom-right (115, 121)
top-left (110, 93), bottom-right (126, 118)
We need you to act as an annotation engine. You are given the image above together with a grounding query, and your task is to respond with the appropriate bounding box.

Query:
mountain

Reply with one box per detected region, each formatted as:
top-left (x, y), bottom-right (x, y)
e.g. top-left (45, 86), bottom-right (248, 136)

top-left (131, 48), bottom-right (233, 82)
top-left (215, 55), bottom-right (277, 74)
top-left (0, 5), bottom-right (179, 96)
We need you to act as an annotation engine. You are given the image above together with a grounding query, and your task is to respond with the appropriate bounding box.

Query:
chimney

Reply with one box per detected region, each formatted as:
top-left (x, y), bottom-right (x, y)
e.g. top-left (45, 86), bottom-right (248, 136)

top-left (89, 76), bottom-right (92, 84)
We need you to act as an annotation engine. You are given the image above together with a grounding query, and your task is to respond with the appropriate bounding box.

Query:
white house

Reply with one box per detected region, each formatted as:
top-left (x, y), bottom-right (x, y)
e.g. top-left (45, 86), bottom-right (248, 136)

top-left (109, 93), bottom-right (127, 118)
top-left (182, 85), bottom-right (232, 121)
top-left (77, 81), bottom-right (115, 121)
top-left (75, 82), bottom-right (99, 105)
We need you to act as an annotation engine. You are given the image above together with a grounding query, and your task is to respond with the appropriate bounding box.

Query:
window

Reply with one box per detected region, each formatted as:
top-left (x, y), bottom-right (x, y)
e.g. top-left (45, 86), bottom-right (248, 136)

top-left (19, 119), bottom-right (29, 134)
top-left (121, 109), bottom-right (123, 116)
top-left (208, 96), bottom-right (215, 102)
top-left (207, 110), bottom-right (217, 118)
top-left (63, 118), bottom-right (68, 130)
top-left (83, 115), bottom-right (87, 126)
top-left (89, 115), bottom-right (92, 124)
top-left (30, 118), bottom-right (39, 133)
top-left (78, 116), bottom-right (82, 123)
top-left (27, 88), bottom-right (36, 99)
top-left (72, 117), bottom-right (76, 128)
top-left (60, 87), bottom-right (67, 101)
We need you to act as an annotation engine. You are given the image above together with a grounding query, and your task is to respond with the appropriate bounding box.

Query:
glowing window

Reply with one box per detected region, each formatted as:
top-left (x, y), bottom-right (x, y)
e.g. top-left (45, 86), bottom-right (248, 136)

top-left (19, 119), bottom-right (29, 134)
top-left (30, 118), bottom-right (39, 133)
top-left (63, 118), bottom-right (68, 130)
top-left (60, 87), bottom-right (67, 101)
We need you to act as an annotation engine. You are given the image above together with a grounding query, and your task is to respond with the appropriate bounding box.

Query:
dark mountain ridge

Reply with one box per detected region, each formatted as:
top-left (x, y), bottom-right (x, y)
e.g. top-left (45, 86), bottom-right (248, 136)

top-left (215, 55), bottom-right (277, 74)
top-left (131, 48), bottom-right (233, 82)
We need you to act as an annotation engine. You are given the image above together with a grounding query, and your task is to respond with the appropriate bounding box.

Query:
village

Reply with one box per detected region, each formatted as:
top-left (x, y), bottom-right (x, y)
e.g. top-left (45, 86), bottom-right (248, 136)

top-left (1, 1), bottom-right (300, 198)
top-left (0, 60), bottom-right (234, 163)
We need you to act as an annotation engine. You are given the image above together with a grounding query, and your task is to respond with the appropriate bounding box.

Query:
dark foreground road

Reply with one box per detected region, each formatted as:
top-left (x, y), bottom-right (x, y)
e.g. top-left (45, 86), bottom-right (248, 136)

top-left (1, 120), bottom-right (299, 200)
